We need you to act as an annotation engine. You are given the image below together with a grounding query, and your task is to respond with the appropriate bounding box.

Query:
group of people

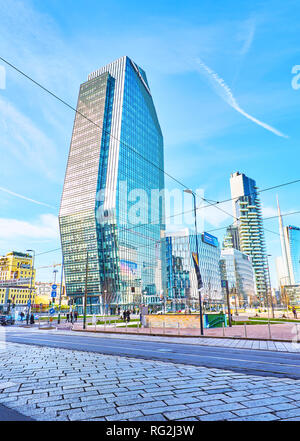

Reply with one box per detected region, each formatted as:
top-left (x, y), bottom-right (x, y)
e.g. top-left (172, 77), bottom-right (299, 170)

top-left (18, 312), bottom-right (35, 325)
top-left (65, 310), bottom-right (78, 323)
top-left (122, 310), bottom-right (131, 323)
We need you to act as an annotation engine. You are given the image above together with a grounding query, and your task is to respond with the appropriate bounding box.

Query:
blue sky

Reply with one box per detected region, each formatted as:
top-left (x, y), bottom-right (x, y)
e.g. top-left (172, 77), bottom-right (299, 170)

top-left (0, 0), bottom-right (299, 285)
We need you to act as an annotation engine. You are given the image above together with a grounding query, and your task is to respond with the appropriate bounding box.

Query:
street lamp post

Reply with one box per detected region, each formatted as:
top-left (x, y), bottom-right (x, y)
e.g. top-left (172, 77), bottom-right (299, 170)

top-left (57, 256), bottom-right (64, 325)
top-left (184, 189), bottom-right (204, 335)
top-left (83, 250), bottom-right (89, 330)
top-left (26, 249), bottom-right (35, 320)
top-left (266, 254), bottom-right (275, 319)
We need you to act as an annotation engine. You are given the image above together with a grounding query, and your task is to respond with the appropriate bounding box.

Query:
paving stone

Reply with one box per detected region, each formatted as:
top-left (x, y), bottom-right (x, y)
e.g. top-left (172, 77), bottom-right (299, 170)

top-left (275, 408), bottom-right (300, 419)
top-left (199, 411), bottom-right (236, 421)
top-left (163, 409), bottom-right (207, 420)
top-left (268, 403), bottom-right (297, 412)
top-left (230, 413), bottom-right (280, 421)
top-left (106, 410), bottom-right (143, 421)
top-left (243, 397), bottom-right (292, 408)
top-left (131, 413), bottom-right (167, 421)
top-left (117, 400), bottom-right (166, 414)
top-left (200, 403), bottom-right (246, 413)
top-left (233, 406), bottom-right (273, 417)
top-left (143, 404), bottom-right (187, 416)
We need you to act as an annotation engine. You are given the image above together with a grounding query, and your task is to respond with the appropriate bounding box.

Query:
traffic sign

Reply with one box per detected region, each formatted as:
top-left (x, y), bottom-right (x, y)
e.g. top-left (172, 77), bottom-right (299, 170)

top-left (52, 284), bottom-right (57, 290)
top-left (51, 291), bottom-right (57, 298)
top-left (49, 308), bottom-right (55, 315)
top-left (27, 300), bottom-right (31, 306)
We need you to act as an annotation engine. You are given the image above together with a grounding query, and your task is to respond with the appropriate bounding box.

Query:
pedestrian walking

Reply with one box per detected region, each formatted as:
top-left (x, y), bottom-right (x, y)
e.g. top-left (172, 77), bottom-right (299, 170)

top-left (292, 306), bottom-right (297, 319)
top-left (30, 313), bottom-right (35, 325)
top-left (126, 310), bottom-right (130, 323)
top-left (74, 310), bottom-right (78, 322)
top-left (123, 310), bottom-right (126, 322)
top-left (26, 313), bottom-right (29, 325)
top-left (66, 312), bottom-right (69, 323)
top-left (20, 311), bottom-right (24, 322)
top-left (70, 311), bottom-right (73, 324)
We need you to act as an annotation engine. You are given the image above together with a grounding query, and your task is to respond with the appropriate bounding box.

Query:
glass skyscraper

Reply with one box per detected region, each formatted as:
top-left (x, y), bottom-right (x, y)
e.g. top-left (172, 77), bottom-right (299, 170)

top-left (230, 171), bottom-right (269, 303)
top-left (59, 56), bottom-right (165, 313)
top-left (284, 226), bottom-right (300, 285)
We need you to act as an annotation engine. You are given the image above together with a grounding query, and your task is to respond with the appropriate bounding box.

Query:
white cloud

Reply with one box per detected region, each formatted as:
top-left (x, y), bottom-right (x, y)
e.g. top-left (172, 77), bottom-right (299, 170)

top-left (194, 58), bottom-right (288, 138)
top-left (0, 186), bottom-right (55, 208)
top-left (0, 214), bottom-right (59, 239)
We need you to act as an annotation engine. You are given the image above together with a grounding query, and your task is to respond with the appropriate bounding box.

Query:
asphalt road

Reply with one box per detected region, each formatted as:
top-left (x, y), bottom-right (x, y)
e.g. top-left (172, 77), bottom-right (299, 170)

top-left (4, 328), bottom-right (300, 380)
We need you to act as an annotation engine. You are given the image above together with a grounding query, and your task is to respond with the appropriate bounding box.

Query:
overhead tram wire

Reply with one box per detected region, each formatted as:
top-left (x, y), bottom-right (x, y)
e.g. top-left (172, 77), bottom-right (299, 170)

top-left (2, 57), bottom-right (300, 238)
top-left (33, 206), bottom-right (300, 259)
top-left (3, 58), bottom-right (300, 257)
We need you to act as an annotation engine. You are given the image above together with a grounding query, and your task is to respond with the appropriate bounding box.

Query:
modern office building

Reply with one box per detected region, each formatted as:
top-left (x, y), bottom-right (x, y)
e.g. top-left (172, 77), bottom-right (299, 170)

top-left (220, 248), bottom-right (257, 306)
top-left (230, 172), bottom-right (269, 303)
top-left (0, 251), bottom-right (35, 310)
top-left (165, 229), bottom-right (223, 310)
top-left (59, 56), bottom-right (165, 314)
top-left (277, 197), bottom-right (300, 286)
top-left (223, 225), bottom-right (240, 250)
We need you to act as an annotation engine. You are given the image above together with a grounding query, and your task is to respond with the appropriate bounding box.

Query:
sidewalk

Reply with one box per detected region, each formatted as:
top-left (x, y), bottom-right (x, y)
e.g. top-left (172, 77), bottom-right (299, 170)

top-left (50, 325), bottom-right (300, 353)
top-left (0, 341), bottom-right (300, 421)
top-left (71, 321), bottom-right (300, 341)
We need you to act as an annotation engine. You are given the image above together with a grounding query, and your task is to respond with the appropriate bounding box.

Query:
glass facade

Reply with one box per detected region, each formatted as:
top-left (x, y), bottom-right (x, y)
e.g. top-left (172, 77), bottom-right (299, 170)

top-left (230, 172), bottom-right (268, 303)
top-left (59, 56), bottom-right (165, 313)
top-left (285, 226), bottom-right (300, 285)
top-left (165, 231), bottom-right (223, 310)
top-left (220, 248), bottom-right (256, 306)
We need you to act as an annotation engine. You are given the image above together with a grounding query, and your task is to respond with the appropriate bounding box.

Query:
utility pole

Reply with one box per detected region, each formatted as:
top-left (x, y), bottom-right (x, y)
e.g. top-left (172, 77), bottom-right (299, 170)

top-left (26, 249), bottom-right (35, 318)
top-left (223, 280), bottom-right (232, 327)
top-left (83, 251), bottom-right (89, 330)
top-left (57, 257), bottom-right (64, 324)
top-left (266, 254), bottom-right (275, 319)
top-left (184, 189), bottom-right (204, 335)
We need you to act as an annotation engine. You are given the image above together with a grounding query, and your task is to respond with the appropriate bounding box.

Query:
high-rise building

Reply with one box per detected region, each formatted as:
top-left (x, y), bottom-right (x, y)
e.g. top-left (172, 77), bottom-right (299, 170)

top-left (230, 172), bottom-right (268, 303)
top-left (165, 229), bottom-right (222, 310)
top-left (277, 197), bottom-right (300, 286)
top-left (220, 248), bottom-right (257, 306)
top-left (59, 56), bottom-right (165, 314)
top-left (284, 226), bottom-right (300, 285)
top-left (223, 225), bottom-right (240, 250)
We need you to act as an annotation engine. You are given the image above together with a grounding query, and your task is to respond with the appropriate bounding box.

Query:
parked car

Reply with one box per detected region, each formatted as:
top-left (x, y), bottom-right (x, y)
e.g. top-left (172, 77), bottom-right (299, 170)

top-left (0, 315), bottom-right (15, 326)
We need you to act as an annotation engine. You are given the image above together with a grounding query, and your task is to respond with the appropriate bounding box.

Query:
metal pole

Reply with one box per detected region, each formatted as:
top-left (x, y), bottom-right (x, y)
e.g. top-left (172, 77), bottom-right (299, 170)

top-left (83, 250), bottom-right (88, 330)
top-left (26, 250), bottom-right (35, 319)
top-left (225, 281), bottom-right (232, 327)
top-left (192, 192), bottom-right (204, 336)
top-left (58, 256), bottom-right (64, 324)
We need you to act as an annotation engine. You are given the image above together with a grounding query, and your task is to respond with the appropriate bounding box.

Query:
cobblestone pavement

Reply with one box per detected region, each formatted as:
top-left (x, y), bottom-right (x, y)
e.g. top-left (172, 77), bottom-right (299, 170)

top-left (0, 342), bottom-right (300, 421)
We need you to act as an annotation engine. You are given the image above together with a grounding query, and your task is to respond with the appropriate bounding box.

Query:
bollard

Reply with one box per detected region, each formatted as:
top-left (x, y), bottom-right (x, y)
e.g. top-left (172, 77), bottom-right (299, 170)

top-left (244, 322), bottom-right (247, 338)
top-left (104, 318), bottom-right (106, 332)
top-left (296, 324), bottom-right (299, 342)
top-left (126, 321), bottom-right (128, 333)
top-left (178, 322), bottom-right (180, 336)
top-left (268, 323), bottom-right (272, 339)
top-left (114, 319), bottom-right (116, 332)
top-left (150, 323), bottom-right (152, 335)
top-left (163, 321), bottom-right (165, 335)
top-left (137, 322), bottom-right (139, 334)
top-left (222, 322), bottom-right (225, 337)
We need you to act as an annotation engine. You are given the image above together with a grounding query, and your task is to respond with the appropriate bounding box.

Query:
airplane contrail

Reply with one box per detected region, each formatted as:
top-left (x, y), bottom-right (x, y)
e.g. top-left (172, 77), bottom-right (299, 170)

top-left (195, 58), bottom-right (288, 138)
top-left (0, 186), bottom-right (56, 209)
